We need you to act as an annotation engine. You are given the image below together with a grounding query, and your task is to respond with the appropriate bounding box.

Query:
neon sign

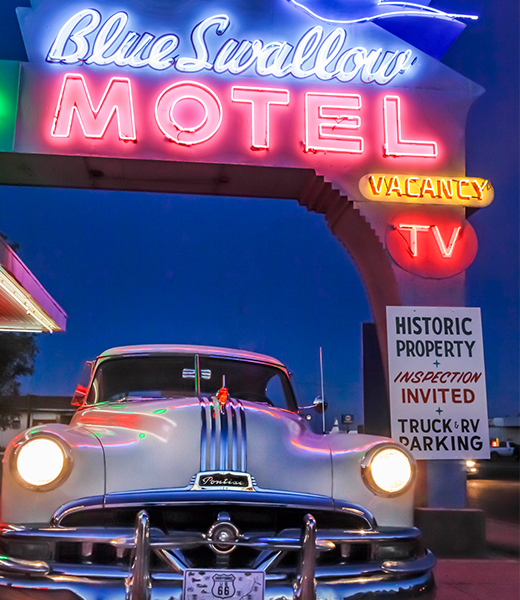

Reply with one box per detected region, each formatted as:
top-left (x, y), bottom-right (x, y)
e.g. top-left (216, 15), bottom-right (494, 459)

top-left (395, 224), bottom-right (461, 258)
top-left (46, 10), bottom-right (416, 85)
top-left (0, 60), bottom-right (20, 152)
top-left (393, 224), bottom-right (430, 257)
top-left (286, 0), bottom-right (478, 25)
top-left (10, 0), bottom-right (490, 249)
top-left (155, 82), bottom-right (223, 146)
top-left (383, 96), bottom-right (437, 158)
top-left (304, 92), bottom-right (363, 154)
top-left (51, 73), bottom-right (136, 140)
top-left (386, 208), bottom-right (478, 278)
top-left (431, 225), bottom-right (461, 258)
top-left (47, 72), bottom-right (443, 162)
top-left (359, 175), bottom-right (494, 207)
top-left (231, 87), bottom-right (290, 150)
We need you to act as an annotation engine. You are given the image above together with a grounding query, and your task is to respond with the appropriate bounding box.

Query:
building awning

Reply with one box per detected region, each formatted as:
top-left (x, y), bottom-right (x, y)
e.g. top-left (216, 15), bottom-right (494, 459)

top-left (0, 238), bottom-right (66, 332)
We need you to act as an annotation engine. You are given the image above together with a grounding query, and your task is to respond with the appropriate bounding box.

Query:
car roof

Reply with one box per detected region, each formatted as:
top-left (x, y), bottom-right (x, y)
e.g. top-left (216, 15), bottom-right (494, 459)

top-left (97, 345), bottom-right (286, 368)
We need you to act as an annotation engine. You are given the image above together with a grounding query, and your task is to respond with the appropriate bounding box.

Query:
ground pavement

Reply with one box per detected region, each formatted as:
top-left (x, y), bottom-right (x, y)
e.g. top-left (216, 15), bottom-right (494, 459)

top-left (434, 519), bottom-right (519, 600)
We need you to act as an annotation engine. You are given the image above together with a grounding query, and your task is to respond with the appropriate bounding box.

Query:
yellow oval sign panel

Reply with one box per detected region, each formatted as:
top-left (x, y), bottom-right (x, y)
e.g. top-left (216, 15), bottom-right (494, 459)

top-left (359, 174), bottom-right (494, 207)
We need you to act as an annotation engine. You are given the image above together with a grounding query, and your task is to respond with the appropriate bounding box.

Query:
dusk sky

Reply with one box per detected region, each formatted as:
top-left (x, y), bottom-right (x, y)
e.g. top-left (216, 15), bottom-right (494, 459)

top-left (0, 0), bottom-right (517, 425)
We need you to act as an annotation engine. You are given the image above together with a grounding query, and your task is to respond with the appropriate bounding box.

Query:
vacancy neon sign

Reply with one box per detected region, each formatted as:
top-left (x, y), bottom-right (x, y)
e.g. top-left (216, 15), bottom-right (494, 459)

top-left (359, 174), bottom-right (494, 207)
top-left (50, 73), bottom-right (440, 158)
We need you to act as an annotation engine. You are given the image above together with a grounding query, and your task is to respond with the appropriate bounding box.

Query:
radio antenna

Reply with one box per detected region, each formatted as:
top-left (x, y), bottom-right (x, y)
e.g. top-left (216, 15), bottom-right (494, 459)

top-left (320, 347), bottom-right (326, 434)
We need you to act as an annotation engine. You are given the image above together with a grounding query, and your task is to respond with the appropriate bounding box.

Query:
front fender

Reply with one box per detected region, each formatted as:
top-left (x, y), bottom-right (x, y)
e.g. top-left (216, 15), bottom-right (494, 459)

top-left (1, 423), bottom-right (105, 524)
top-left (329, 434), bottom-right (415, 527)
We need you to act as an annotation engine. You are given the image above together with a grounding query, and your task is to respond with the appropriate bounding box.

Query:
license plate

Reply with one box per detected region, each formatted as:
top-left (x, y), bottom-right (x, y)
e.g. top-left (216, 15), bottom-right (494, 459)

top-left (183, 569), bottom-right (265, 600)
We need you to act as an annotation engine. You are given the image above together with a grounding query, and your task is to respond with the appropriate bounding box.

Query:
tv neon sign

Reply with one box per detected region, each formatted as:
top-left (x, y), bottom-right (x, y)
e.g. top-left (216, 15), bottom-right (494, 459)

top-left (46, 10), bottom-right (416, 85)
top-left (386, 208), bottom-right (478, 278)
top-left (50, 73), bottom-right (441, 158)
top-left (395, 224), bottom-right (461, 258)
top-left (359, 174), bottom-right (494, 207)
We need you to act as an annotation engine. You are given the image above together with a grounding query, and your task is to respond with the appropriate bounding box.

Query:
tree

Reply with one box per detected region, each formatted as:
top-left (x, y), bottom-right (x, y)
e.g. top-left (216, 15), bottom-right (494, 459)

top-left (0, 332), bottom-right (38, 397)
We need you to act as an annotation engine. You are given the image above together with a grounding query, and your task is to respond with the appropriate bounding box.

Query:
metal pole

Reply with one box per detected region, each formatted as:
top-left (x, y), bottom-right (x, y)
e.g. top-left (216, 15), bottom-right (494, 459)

top-left (320, 348), bottom-right (325, 434)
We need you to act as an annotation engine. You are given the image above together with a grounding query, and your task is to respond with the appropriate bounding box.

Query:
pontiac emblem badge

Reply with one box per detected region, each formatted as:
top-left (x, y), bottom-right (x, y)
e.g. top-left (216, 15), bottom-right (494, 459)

top-left (192, 471), bottom-right (254, 491)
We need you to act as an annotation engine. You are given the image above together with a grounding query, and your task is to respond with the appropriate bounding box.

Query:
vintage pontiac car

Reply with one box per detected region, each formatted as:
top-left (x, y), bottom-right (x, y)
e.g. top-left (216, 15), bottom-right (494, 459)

top-left (0, 345), bottom-right (435, 599)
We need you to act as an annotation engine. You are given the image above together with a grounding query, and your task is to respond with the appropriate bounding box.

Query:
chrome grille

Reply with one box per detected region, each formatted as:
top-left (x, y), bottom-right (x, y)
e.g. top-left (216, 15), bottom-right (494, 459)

top-left (77, 506), bottom-right (366, 569)
top-left (0, 509), bottom-right (423, 576)
top-left (59, 504), bottom-right (370, 532)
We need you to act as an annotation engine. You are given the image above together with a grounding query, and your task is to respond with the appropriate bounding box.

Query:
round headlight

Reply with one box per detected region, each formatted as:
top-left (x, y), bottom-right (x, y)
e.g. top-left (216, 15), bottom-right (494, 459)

top-left (362, 444), bottom-right (415, 496)
top-left (16, 437), bottom-right (67, 488)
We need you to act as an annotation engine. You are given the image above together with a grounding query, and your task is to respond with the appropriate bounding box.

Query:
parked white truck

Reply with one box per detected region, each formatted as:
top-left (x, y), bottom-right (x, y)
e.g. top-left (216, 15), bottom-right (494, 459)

top-left (490, 440), bottom-right (519, 460)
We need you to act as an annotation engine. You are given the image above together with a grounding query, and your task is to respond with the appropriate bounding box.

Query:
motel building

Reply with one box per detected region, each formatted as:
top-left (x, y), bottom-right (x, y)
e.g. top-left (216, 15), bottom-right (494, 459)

top-left (0, 235), bottom-right (67, 448)
top-left (0, 0), bottom-right (495, 556)
top-left (0, 236), bottom-right (66, 335)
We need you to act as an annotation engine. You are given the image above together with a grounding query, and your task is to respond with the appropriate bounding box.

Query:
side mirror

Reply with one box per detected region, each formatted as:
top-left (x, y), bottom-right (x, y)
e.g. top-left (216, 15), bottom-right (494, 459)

top-left (298, 397), bottom-right (329, 413)
top-left (313, 396), bottom-right (328, 413)
top-left (71, 384), bottom-right (88, 407)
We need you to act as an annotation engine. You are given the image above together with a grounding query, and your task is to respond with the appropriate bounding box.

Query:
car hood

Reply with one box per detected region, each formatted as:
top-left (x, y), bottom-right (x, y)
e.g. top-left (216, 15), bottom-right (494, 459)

top-left (72, 397), bottom-right (333, 496)
top-left (3, 398), bottom-right (412, 527)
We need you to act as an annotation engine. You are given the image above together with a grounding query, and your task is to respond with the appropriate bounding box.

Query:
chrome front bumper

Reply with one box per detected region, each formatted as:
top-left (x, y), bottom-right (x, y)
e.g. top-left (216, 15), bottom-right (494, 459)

top-left (0, 569), bottom-right (436, 600)
top-left (0, 511), bottom-right (436, 600)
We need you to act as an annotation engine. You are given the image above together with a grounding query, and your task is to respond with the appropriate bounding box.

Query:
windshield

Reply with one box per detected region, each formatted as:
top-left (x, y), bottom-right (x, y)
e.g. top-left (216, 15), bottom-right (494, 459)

top-left (86, 355), bottom-right (297, 411)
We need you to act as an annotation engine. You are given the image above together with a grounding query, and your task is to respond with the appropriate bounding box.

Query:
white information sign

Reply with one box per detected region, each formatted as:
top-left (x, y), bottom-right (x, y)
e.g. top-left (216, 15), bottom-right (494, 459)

top-left (387, 306), bottom-right (490, 459)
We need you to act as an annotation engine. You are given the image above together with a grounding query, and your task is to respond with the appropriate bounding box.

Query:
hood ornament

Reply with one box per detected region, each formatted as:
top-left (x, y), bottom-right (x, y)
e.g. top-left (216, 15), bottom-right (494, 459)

top-left (217, 386), bottom-right (229, 408)
top-left (216, 375), bottom-right (229, 409)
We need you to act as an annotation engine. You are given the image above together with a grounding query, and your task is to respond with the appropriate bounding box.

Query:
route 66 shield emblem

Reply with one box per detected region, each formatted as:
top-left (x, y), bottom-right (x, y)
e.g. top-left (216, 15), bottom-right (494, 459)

top-left (212, 573), bottom-right (236, 598)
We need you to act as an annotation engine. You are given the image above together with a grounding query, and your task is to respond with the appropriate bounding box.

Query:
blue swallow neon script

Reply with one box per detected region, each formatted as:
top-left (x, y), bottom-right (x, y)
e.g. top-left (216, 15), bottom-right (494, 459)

top-left (46, 10), bottom-right (415, 85)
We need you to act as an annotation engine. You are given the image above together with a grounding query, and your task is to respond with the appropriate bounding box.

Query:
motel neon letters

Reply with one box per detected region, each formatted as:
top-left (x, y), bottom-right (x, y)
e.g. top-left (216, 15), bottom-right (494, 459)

top-left (51, 74), bottom-right (136, 140)
top-left (50, 73), bottom-right (439, 156)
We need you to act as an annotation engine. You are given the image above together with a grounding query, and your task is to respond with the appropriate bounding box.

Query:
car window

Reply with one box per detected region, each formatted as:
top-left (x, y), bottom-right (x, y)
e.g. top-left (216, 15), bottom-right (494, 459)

top-left (198, 357), bottom-right (297, 411)
top-left (265, 374), bottom-right (288, 409)
top-left (87, 356), bottom-right (197, 404)
top-left (86, 354), bottom-right (297, 412)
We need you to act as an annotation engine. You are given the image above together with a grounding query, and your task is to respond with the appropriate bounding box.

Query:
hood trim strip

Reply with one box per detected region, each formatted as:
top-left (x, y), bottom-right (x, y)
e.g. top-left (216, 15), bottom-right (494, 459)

top-left (200, 399), bottom-right (246, 473)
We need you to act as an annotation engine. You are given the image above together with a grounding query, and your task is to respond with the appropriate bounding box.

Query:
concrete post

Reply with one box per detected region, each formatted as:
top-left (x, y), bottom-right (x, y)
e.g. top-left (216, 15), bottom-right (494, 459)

top-left (298, 180), bottom-right (485, 557)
